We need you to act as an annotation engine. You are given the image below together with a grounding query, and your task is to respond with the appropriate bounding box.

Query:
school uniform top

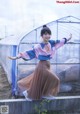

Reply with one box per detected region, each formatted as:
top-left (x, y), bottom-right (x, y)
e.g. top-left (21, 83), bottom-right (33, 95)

top-left (19, 38), bottom-right (67, 61)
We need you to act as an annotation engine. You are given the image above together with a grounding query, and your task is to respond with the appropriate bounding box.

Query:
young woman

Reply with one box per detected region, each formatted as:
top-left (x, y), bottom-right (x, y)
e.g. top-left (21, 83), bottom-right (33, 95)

top-left (9, 25), bottom-right (72, 100)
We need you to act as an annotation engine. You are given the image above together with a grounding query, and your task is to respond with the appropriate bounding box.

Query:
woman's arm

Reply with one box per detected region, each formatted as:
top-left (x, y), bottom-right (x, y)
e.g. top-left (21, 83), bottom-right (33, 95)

top-left (8, 44), bottom-right (40, 60)
top-left (55, 33), bottom-right (72, 49)
top-left (8, 50), bottom-right (35, 61)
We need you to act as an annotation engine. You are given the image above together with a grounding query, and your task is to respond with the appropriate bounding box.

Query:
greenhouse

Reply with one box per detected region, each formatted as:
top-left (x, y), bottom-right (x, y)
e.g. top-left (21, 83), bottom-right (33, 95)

top-left (0, 15), bottom-right (80, 96)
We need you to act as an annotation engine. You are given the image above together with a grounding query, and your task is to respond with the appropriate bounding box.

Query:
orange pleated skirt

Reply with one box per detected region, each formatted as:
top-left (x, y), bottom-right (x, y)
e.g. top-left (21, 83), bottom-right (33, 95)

top-left (18, 60), bottom-right (60, 100)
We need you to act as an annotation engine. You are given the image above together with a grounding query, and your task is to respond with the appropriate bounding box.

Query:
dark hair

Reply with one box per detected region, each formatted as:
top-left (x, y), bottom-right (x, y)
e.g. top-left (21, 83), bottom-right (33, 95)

top-left (40, 25), bottom-right (51, 36)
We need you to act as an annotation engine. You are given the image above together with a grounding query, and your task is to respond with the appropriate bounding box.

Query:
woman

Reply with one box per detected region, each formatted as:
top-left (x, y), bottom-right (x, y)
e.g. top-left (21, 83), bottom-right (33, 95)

top-left (9, 25), bottom-right (72, 100)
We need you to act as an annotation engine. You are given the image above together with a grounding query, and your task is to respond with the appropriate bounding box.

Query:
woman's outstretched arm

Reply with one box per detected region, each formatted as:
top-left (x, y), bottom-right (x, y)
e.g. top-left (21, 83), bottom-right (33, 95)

top-left (55, 33), bottom-right (72, 49)
top-left (8, 44), bottom-right (40, 60)
top-left (8, 50), bottom-right (35, 61)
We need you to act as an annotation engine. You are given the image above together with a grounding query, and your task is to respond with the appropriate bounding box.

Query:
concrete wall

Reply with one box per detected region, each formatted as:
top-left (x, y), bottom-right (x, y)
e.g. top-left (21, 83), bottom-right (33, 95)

top-left (0, 96), bottom-right (80, 114)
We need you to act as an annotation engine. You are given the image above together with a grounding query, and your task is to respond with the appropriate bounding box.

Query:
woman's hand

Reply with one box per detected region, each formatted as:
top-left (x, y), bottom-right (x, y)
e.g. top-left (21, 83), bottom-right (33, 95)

top-left (67, 33), bottom-right (72, 41)
top-left (8, 56), bottom-right (17, 60)
top-left (8, 53), bottom-right (22, 60)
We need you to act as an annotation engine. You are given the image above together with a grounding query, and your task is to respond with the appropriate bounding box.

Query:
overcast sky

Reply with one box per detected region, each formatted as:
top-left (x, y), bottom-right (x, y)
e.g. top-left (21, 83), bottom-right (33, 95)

top-left (0, 0), bottom-right (80, 37)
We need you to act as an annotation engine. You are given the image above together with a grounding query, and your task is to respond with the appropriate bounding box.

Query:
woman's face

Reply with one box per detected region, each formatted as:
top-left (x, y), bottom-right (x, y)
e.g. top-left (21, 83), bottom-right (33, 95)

top-left (42, 33), bottom-right (51, 42)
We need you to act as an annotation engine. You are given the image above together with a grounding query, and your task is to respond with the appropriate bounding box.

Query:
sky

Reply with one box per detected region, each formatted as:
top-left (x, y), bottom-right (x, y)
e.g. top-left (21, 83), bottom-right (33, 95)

top-left (0, 0), bottom-right (80, 38)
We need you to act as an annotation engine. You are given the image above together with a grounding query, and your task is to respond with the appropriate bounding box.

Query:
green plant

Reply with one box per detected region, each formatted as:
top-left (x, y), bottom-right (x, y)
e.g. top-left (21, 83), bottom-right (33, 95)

top-left (34, 99), bottom-right (51, 114)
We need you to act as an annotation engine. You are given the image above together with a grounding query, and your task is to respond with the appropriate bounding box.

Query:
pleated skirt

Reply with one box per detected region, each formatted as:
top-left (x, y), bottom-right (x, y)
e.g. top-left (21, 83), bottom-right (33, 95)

top-left (18, 60), bottom-right (60, 100)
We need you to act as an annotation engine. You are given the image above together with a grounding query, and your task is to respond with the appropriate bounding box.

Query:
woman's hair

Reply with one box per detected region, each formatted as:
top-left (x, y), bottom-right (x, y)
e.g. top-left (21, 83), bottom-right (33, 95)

top-left (40, 25), bottom-right (51, 36)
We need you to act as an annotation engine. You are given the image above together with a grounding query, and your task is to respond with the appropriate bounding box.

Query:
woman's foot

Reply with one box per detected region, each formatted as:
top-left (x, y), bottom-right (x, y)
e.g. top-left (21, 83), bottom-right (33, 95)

top-left (23, 90), bottom-right (32, 101)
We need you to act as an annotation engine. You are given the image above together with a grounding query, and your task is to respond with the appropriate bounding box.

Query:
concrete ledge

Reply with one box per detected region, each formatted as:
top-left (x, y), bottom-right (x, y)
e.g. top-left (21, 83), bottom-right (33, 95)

top-left (0, 96), bottom-right (80, 114)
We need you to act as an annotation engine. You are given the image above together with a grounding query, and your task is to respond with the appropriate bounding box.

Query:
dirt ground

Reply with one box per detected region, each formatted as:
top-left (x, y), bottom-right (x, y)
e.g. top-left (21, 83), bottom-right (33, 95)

top-left (0, 64), bottom-right (12, 99)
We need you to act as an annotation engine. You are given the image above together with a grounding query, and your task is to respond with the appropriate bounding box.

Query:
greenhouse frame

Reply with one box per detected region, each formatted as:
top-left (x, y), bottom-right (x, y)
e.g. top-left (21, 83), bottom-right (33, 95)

top-left (0, 15), bottom-right (80, 96)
